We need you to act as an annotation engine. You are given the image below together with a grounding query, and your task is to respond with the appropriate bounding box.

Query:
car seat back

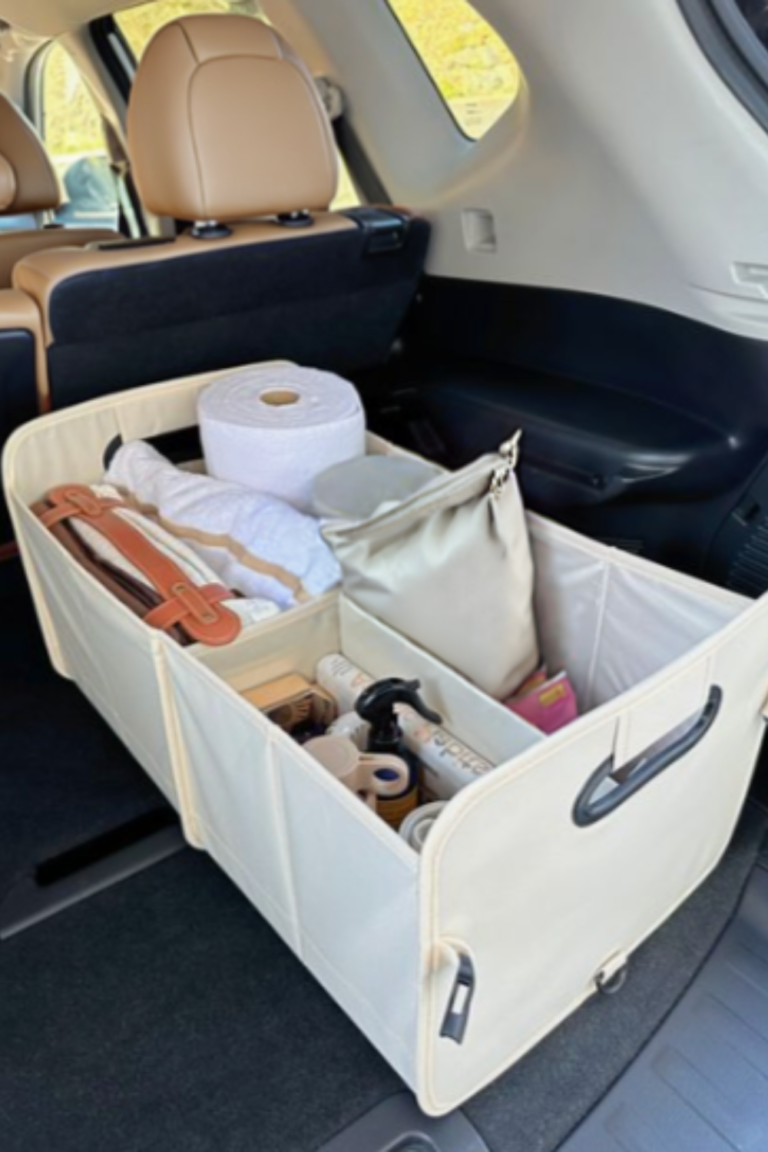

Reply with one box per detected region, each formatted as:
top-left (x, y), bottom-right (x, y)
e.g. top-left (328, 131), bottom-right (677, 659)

top-left (13, 15), bottom-right (430, 410)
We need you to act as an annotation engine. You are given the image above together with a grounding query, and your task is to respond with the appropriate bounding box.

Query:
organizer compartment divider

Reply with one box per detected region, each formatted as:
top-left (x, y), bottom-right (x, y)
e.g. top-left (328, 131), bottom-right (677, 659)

top-left (166, 593), bottom-right (543, 1089)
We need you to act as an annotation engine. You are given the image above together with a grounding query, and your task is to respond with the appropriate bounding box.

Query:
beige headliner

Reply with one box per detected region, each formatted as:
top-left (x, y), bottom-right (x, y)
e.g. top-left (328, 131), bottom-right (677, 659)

top-left (0, 0), bottom-right (146, 37)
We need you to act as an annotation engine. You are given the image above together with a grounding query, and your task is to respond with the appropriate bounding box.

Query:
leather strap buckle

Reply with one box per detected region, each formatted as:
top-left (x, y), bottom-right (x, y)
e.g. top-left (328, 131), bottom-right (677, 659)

top-left (170, 582), bottom-right (219, 626)
top-left (40, 485), bottom-right (123, 529)
top-left (61, 489), bottom-right (108, 519)
top-left (143, 583), bottom-right (237, 644)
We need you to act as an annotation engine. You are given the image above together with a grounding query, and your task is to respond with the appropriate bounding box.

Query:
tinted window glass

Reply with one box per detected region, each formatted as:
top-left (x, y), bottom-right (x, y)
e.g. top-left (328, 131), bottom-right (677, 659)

top-left (388, 0), bottom-right (521, 139)
top-left (42, 43), bottom-right (119, 231)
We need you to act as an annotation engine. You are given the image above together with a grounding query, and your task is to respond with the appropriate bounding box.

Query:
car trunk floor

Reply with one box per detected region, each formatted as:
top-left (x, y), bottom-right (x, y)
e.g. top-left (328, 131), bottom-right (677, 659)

top-left (465, 800), bottom-right (768, 1152)
top-left (2, 557), bottom-right (768, 1152)
top-left (0, 806), bottom-right (765, 1152)
top-left (559, 835), bottom-right (768, 1151)
top-left (0, 848), bottom-right (403, 1152)
top-left (0, 559), bottom-right (168, 904)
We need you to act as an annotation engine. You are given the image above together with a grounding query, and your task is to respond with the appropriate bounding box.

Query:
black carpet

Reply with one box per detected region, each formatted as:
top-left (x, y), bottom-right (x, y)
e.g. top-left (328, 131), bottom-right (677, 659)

top-left (0, 806), bottom-right (764, 1152)
top-left (0, 560), bottom-right (167, 900)
top-left (0, 849), bottom-right (401, 1152)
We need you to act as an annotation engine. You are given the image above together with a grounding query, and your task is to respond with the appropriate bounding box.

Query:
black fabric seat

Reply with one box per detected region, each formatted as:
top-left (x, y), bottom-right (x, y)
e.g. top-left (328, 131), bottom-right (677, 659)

top-left (35, 210), bottom-right (429, 409)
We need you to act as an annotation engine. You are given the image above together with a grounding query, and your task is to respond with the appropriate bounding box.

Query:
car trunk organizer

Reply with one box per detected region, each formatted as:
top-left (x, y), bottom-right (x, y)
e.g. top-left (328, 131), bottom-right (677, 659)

top-left (5, 367), bottom-right (768, 1115)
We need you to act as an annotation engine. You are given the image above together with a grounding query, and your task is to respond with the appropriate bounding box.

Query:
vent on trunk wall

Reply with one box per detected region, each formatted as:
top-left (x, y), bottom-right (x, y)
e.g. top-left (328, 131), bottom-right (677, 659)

top-left (707, 458), bottom-right (768, 599)
top-left (726, 516), bottom-right (768, 597)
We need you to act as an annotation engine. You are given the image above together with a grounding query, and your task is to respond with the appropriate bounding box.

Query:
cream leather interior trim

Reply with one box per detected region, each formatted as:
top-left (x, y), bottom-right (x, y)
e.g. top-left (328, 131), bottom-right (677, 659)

top-left (0, 288), bottom-right (42, 333)
top-left (0, 227), bottom-right (122, 291)
top-left (0, 94), bottom-right (61, 215)
top-left (13, 214), bottom-right (356, 347)
top-left (127, 15), bottom-right (338, 222)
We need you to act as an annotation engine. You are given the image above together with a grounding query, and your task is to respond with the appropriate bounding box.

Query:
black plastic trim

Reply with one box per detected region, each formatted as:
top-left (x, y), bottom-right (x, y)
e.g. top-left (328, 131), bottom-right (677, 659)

top-left (0, 812), bottom-right (186, 940)
top-left (95, 236), bottom-right (175, 251)
top-left (333, 115), bottom-right (391, 204)
top-left (316, 1093), bottom-right (490, 1152)
top-left (342, 206), bottom-right (409, 253)
top-left (89, 16), bottom-right (133, 103)
top-left (440, 952), bottom-right (476, 1044)
top-left (574, 687), bottom-right (723, 826)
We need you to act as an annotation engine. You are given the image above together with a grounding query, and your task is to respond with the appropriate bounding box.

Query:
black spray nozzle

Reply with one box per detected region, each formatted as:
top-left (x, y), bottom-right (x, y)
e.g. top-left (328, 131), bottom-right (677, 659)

top-left (355, 678), bottom-right (443, 746)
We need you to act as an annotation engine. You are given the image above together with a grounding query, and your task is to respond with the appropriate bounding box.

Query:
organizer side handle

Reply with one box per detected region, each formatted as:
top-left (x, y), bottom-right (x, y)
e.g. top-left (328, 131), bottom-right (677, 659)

top-left (573, 686), bottom-right (723, 827)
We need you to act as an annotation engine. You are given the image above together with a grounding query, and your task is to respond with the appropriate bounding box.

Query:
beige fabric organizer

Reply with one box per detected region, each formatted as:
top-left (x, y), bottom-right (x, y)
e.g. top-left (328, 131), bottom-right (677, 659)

top-left (6, 368), bottom-right (768, 1116)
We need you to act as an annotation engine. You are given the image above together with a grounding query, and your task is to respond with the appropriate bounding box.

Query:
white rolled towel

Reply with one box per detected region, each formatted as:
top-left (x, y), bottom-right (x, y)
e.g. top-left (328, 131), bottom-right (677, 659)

top-left (198, 365), bottom-right (366, 512)
top-left (106, 441), bottom-right (342, 609)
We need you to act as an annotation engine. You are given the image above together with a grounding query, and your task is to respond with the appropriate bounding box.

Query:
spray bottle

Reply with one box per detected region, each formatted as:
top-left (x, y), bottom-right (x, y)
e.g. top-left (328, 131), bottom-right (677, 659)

top-left (355, 678), bottom-right (443, 829)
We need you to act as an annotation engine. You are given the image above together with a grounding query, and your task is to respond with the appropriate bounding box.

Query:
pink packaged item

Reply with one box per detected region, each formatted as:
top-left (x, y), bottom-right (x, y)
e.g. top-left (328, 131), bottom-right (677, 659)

top-left (505, 670), bottom-right (578, 734)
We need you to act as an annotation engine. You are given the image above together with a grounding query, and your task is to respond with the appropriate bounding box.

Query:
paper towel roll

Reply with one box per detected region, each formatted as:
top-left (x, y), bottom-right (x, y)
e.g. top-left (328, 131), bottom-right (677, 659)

top-left (199, 365), bottom-right (366, 511)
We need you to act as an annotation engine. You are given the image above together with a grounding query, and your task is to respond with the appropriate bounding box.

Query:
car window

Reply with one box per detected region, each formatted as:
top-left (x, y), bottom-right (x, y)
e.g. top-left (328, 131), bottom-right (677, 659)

top-left (115, 0), bottom-right (360, 210)
top-left (387, 0), bottom-right (521, 140)
top-left (41, 43), bottom-right (120, 231)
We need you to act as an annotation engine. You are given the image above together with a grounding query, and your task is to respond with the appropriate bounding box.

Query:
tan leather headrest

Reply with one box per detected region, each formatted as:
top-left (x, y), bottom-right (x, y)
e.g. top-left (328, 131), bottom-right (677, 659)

top-left (0, 94), bottom-right (60, 215)
top-left (127, 15), bottom-right (338, 222)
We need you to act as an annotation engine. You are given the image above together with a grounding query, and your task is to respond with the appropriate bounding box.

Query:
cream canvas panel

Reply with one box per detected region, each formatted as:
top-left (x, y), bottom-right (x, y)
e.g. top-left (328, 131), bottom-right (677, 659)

top-left (419, 520), bottom-right (766, 1113)
top-left (8, 507), bottom-right (180, 804)
top-left (166, 595), bottom-right (543, 1089)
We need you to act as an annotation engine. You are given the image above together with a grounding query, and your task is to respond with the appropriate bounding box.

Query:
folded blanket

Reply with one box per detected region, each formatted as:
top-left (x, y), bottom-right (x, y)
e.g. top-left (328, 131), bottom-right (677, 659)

top-left (106, 441), bottom-right (341, 609)
top-left (86, 485), bottom-right (279, 630)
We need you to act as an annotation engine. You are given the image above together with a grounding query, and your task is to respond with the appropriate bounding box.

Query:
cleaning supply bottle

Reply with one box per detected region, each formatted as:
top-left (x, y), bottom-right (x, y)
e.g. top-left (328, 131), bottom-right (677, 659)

top-left (355, 679), bottom-right (443, 829)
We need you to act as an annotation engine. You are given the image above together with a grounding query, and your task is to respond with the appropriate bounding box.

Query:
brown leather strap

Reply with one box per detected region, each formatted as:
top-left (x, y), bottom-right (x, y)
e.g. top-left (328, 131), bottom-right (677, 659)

top-left (143, 583), bottom-right (232, 632)
top-left (40, 489), bottom-right (124, 529)
top-left (33, 498), bottom-right (190, 645)
top-left (43, 484), bottom-right (241, 646)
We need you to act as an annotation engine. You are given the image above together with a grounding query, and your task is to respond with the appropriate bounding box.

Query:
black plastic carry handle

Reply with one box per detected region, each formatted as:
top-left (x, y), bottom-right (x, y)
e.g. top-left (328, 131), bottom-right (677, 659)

top-left (573, 686), bottom-right (723, 827)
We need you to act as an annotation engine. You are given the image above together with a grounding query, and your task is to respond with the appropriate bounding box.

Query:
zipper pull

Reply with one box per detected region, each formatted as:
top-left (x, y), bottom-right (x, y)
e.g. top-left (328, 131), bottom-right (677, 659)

top-left (490, 430), bottom-right (523, 498)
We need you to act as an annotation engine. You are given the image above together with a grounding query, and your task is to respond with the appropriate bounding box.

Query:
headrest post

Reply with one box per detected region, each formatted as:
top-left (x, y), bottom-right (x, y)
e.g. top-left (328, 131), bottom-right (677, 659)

top-left (191, 220), bottom-right (233, 241)
top-left (277, 210), bottom-right (314, 229)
